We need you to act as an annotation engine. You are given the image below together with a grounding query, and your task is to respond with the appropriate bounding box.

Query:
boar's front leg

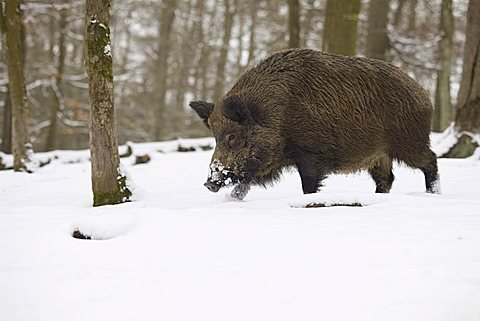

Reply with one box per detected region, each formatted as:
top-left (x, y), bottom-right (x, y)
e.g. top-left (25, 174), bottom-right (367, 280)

top-left (230, 183), bottom-right (251, 200)
top-left (298, 170), bottom-right (325, 194)
top-left (295, 158), bottom-right (326, 194)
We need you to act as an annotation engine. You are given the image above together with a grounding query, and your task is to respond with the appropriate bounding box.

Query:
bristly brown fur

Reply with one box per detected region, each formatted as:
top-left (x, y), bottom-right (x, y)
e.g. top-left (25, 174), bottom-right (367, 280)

top-left (190, 48), bottom-right (440, 195)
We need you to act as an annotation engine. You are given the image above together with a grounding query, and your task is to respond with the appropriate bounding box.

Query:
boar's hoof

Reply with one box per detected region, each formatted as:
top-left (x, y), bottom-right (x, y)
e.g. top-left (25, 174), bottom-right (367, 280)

top-left (230, 183), bottom-right (250, 200)
top-left (204, 181), bottom-right (221, 193)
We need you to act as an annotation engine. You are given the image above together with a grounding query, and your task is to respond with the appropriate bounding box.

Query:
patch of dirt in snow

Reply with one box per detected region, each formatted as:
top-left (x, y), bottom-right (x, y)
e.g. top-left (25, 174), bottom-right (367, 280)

top-left (304, 202), bottom-right (363, 208)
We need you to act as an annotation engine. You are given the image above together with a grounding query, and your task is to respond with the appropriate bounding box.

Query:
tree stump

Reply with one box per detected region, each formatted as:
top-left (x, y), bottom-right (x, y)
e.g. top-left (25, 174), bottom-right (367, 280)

top-left (443, 134), bottom-right (479, 158)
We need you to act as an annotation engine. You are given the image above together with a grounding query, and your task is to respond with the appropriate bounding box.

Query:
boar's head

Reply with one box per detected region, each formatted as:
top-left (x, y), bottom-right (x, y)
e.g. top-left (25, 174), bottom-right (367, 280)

top-left (189, 95), bottom-right (284, 195)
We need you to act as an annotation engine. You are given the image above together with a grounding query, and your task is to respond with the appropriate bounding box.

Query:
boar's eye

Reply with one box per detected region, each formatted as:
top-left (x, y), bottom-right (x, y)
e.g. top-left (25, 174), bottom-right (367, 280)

top-left (227, 134), bottom-right (237, 149)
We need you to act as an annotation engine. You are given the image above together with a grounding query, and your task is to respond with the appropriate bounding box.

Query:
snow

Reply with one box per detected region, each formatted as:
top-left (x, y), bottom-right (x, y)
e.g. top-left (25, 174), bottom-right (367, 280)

top-left (430, 176), bottom-right (442, 194)
top-left (104, 44), bottom-right (112, 57)
top-left (430, 126), bottom-right (480, 159)
top-left (431, 123), bottom-right (459, 156)
top-left (1, 138), bottom-right (480, 321)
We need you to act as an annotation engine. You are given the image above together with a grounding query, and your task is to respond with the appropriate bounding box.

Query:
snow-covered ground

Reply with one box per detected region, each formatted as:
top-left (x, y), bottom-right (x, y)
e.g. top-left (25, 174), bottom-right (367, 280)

top-left (1, 137), bottom-right (480, 321)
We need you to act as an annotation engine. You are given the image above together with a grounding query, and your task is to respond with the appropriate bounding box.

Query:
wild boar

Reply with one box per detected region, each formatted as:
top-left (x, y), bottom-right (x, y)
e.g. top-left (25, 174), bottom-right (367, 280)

top-left (189, 48), bottom-right (440, 200)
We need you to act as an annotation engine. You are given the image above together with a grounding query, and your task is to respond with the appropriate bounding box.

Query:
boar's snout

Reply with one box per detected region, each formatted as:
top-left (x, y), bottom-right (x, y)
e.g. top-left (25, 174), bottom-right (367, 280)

top-left (204, 159), bottom-right (240, 192)
top-left (204, 180), bottom-right (221, 193)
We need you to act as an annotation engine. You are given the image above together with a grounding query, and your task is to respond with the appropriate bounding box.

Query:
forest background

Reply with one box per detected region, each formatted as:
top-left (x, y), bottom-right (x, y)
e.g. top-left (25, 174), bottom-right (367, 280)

top-left (0, 0), bottom-right (473, 152)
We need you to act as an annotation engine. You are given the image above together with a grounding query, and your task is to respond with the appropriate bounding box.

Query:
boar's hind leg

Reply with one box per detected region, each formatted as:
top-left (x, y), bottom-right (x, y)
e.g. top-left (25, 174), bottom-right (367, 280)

top-left (420, 150), bottom-right (441, 194)
top-left (397, 148), bottom-right (440, 194)
top-left (368, 157), bottom-right (394, 193)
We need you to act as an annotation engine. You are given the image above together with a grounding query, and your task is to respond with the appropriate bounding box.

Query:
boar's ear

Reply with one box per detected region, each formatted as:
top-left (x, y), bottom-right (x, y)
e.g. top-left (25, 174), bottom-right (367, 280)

top-left (221, 95), bottom-right (251, 123)
top-left (189, 101), bottom-right (214, 128)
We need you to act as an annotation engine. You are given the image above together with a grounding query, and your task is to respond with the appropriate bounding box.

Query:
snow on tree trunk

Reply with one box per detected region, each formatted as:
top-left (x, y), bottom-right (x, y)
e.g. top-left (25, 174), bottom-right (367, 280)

top-left (85, 0), bottom-right (131, 206)
top-left (5, 0), bottom-right (31, 172)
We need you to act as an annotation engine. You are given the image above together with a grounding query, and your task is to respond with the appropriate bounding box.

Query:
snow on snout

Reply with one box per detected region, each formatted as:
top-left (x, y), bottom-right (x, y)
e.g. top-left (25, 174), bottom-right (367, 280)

top-left (208, 159), bottom-right (236, 187)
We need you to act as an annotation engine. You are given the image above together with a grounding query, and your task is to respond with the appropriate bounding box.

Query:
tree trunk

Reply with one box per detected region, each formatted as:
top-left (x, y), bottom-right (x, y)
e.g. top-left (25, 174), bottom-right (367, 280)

top-left (5, 0), bottom-right (31, 171)
top-left (246, 0), bottom-right (257, 67)
top-left (198, 35), bottom-right (209, 101)
top-left (154, 0), bottom-right (176, 141)
top-left (433, 0), bottom-right (454, 132)
top-left (46, 0), bottom-right (69, 151)
top-left (174, 1), bottom-right (195, 138)
top-left (193, 0), bottom-right (206, 99)
top-left (322, 0), bottom-right (361, 56)
top-left (1, 91), bottom-right (12, 154)
top-left (85, 0), bottom-right (131, 206)
top-left (117, 11), bottom-right (132, 119)
top-left (455, 0), bottom-right (480, 133)
top-left (301, 0), bottom-right (316, 48)
top-left (213, 0), bottom-right (236, 102)
top-left (444, 0), bottom-right (480, 158)
top-left (393, 0), bottom-right (406, 27)
top-left (236, 3), bottom-right (245, 78)
top-left (407, 0), bottom-right (418, 33)
top-left (48, 14), bottom-right (56, 61)
top-left (288, 0), bottom-right (300, 48)
top-left (0, 1), bottom-right (11, 154)
top-left (365, 0), bottom-right (391, 60)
